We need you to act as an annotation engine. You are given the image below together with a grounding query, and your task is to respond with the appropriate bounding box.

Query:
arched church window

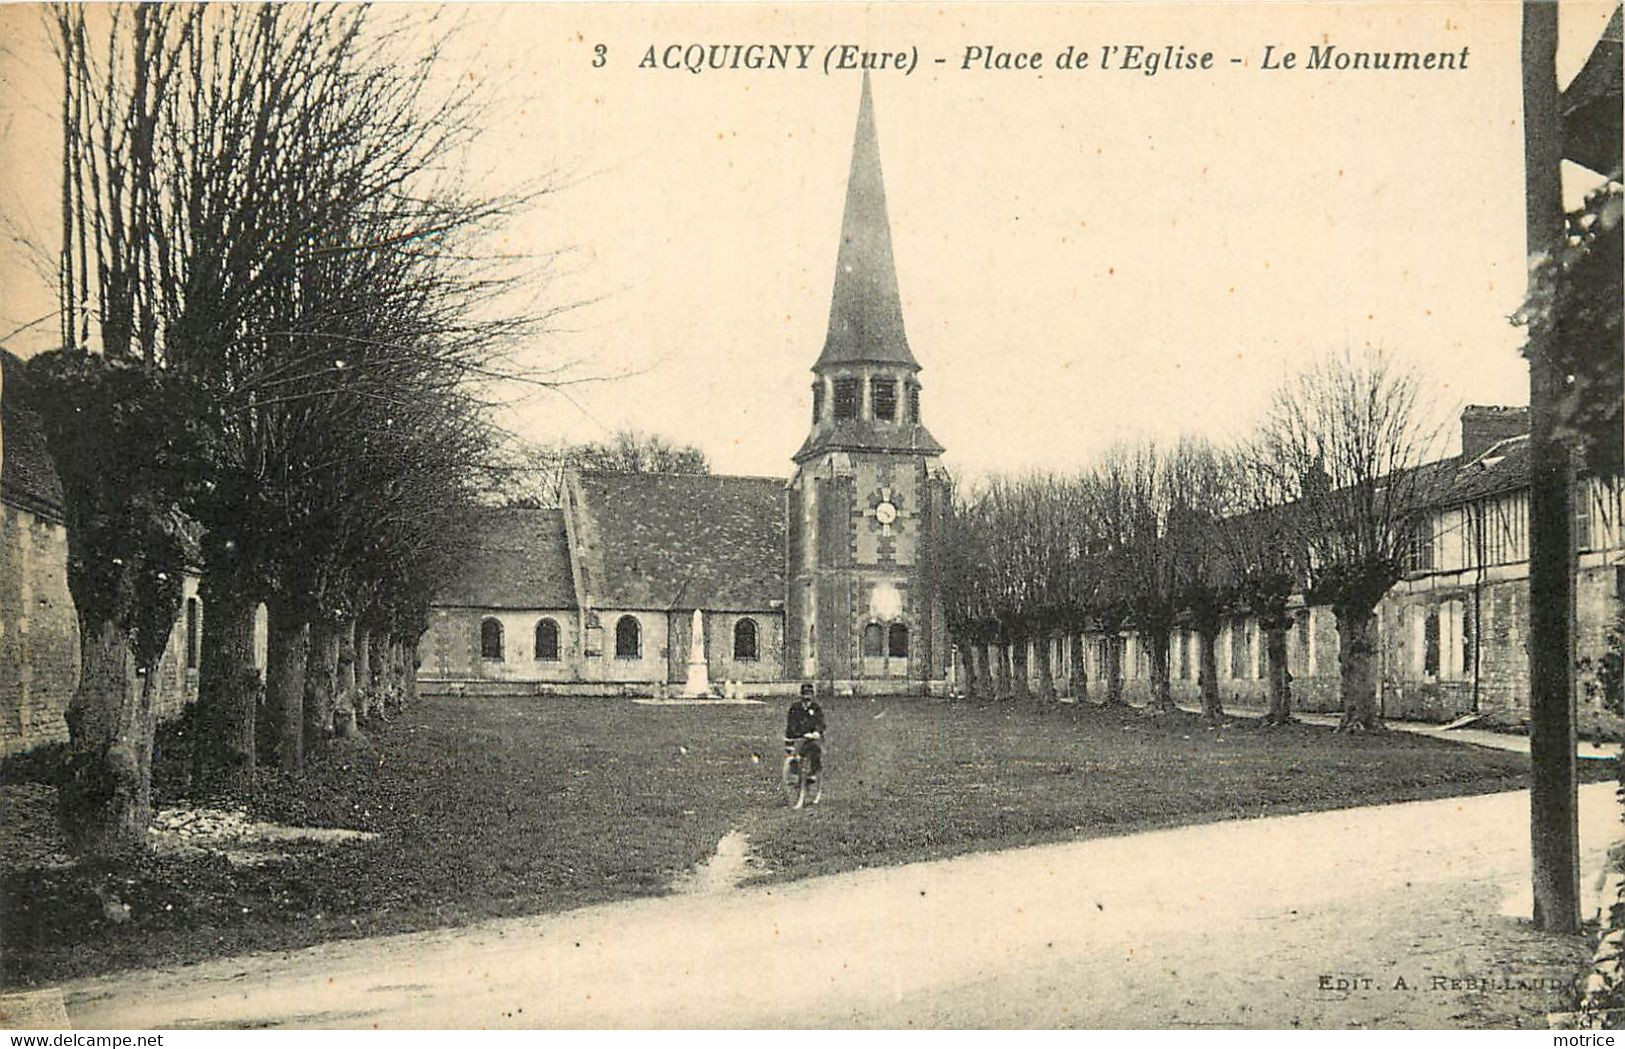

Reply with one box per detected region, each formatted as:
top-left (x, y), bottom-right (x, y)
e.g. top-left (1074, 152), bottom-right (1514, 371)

top-left (833, 378), bottom-right (860, 420)
top-left (534, 618), bottom-right (560, 661)
top-left (615, 615), bottom-right (641, 659)
top-left (733, 618), bottom-right (759, 661)
top-left (812, 382), bottom-right (825, 423)
top-left (871, 379), bottom-right (897, 421)
top-left (862, 622), bottom-right (884, 657)
top-left (908, 384), bottom-right (921, 423)
top-left (888, 623), bottom-right (909, 659)
top-left (480, 618), bottom-right (504, 661)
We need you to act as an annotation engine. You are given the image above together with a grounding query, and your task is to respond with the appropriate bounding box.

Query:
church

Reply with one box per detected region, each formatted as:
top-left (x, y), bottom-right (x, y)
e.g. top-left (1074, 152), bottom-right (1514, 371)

top-left (420, 76), bottom-right (953, 697)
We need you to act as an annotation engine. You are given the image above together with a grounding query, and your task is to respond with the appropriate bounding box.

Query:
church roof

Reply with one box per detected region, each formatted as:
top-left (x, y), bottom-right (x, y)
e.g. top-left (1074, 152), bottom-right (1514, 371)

top-left (815, 73), bottom-right (919, 371)
top-left (436, 507), bottom-right (578, 609)
top-left (792, 418), bottom-right (944, 462)
top-left (570, 472), bottom-right (786, 611)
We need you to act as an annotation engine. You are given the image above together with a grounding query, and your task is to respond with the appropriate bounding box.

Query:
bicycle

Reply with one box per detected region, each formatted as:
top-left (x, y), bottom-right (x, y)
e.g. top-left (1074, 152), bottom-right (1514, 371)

top-left (782, 731), bottom-right (823, 809)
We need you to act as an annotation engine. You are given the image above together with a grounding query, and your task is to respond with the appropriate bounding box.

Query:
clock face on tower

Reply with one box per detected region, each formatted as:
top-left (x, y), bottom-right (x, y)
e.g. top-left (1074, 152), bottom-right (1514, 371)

top-left (874, 501), bottom-right (898, 525)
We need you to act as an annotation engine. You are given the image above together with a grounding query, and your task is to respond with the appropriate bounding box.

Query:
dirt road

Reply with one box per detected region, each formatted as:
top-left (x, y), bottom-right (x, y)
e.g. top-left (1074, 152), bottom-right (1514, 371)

top-left (61, 782), bottom-right (1619, 1029)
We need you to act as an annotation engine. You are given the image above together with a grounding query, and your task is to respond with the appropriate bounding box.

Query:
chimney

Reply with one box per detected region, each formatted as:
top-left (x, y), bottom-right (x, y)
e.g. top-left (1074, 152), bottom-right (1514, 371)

top-left (1460, 405), bottom-right (1530, 460)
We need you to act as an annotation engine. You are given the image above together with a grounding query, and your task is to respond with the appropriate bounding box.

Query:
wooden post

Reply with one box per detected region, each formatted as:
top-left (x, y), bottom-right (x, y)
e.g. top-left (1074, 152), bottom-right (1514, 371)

top-left (1521, 0), bottom-right (1580, 933)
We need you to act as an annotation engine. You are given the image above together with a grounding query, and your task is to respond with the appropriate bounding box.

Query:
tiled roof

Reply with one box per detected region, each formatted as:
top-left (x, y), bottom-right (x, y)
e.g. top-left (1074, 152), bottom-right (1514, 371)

top-left (793, 419), bottom-right (944, 462)
top-left (571, 472), bottom-right (786, 611)
top-left (1438, 436), bottom-right (1530, 506)
top-left (435, 508), bottom-right (577, 609)
top-left (1, 352), bottom-right (65, 520)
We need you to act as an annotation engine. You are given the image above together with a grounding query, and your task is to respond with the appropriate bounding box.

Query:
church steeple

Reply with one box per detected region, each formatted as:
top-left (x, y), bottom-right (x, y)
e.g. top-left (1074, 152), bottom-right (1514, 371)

top-left (785, 74), bottom-right (951, 696)
top-left (794, 74), bottom-right (942, 465)
top-left (817, 72), bottom-right (918, 371)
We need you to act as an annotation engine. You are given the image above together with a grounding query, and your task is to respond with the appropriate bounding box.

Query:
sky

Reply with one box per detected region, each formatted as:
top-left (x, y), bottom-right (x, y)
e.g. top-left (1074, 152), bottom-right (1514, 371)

top-left (0, 2), bottom-right (1617, 483)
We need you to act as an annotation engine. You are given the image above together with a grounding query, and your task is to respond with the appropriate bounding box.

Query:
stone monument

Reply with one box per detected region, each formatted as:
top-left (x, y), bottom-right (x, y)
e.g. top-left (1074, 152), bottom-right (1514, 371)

top-left (682, 609), bottom-right (710, 697)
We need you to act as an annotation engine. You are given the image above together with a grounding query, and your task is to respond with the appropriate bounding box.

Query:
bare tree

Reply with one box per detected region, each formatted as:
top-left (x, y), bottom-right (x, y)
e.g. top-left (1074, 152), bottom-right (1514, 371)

top-left (49, 5), bottom-right (547, 791)
top-left (497, 430), bottom-right (711, 508)
top-left (1206, 444), bottom-right (1304, 726)
top-left (1255, 348), bottom-right (1440, 732)
top-left (1165, 438), bottom-right (1240, 724)
top-left (1095, 444), bottom-right (1188, 712)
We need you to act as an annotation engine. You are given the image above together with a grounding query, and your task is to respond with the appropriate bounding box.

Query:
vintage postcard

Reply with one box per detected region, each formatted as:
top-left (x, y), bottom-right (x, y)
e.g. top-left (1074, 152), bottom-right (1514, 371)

top-left (0, 0), bottom-right (1620, 1034)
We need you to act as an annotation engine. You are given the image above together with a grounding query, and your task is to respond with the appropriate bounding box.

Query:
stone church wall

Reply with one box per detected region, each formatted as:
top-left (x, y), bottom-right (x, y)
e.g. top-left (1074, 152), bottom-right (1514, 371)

top-left (424, 607), bottom-right (580, 683)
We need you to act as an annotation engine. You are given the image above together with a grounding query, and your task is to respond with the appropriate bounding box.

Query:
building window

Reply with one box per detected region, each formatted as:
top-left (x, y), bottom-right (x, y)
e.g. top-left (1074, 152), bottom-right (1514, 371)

top-left (888, 623), bottom-right (909, 659)
top-left (1576, 484), bottom-right (1595, 551)
top-left (1178, 631), bottom-right (1191, 681)
top-left (1406, 518), bottom-right (1436, 573)
top-left (908, 385), bottom-right (920, 423)
top-left (185, 597), bottom-right (200, 670)
top-left (833, 378), bottom-right (860, 420)
top-left (862, 622), bottom-right (884, 657)
top-left (733, 618), bottom-right (759, 661)
top-left (1439, 599), bottom-right (1468, 680)
top-left (871, 379), bottom-right (897, 421)
top-left (812, 382), bottom-right (825, 424)
top-left (534, 618), bottom-right (560, 661)
top-left (480, 618), bottom-right (504, 661)
top-left (1423, 607), bottom-right (1440, 678)
top-left (614, 615), bottom-right (641, 659)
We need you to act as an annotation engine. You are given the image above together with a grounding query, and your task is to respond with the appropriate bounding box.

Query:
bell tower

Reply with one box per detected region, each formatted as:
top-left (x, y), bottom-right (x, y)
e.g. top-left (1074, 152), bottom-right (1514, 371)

top-left (786, 73), bottom-right (950, 696)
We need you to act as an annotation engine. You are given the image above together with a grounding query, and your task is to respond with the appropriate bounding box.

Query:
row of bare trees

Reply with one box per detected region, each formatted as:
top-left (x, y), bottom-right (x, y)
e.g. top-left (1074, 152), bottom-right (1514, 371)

top-left (19, 5), bottom-right (534, 857)
top-left (943, 348), bottom-right (1440, 734)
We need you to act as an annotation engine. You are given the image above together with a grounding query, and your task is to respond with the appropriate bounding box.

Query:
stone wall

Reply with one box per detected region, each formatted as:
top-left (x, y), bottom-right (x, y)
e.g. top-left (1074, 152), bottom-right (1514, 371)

top-left (1, 503), bottom-right (80, 754)
top-left (423, 607), bottom-right (581, 684)
top-left (966, 555), bottom-right (1622, 736)
top-left (1383, 557), bottom-right (1623, 733)
top-left (1, 501), bottom-right (205, 755)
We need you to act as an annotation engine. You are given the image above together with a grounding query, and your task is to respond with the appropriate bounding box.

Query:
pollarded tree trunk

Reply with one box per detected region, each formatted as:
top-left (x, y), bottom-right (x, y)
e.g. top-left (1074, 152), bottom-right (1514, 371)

top-left (368, 631), bottom-right (392, 716)
top-left (355, 625), bottom-right (373, 720)
top-left (333, 617), bottom-right (358, 738)
top-left (977, 643), bottom-right (996, 699)
top-left (1010, 639), bottom-right (1032, 701)
top-left (1197, 625), bottom-right (1223, 723)
top-left (386, 638), bottom-right (407, 713)
top-left (1335, 608), bottom-right (1383, 732)
top-left (405, 640), bottom-right (420, 708)
top-left (1034, 635), bottom-right (1056, 702)
top-left (992, 642), bottom-right (1013, 701)
top-left (1068, 632), bottom-right (1088, 704)
top-left (194, 576), bottom-right (259, 783)
top-left (304, 620), bottom-right (340, 748)
top-left (1147, 630), bottom-right (1175, 712)
top-left (264, 600), bottom-right (310, 771)
top-left (1263, 623), bottom-right (1294, 725)
top-left (960, 642), bottom-right (981, 700)
top-left (59, 619), bottom-right (156, 855)
top-left (1103, 635), bottom-right (1126, 706)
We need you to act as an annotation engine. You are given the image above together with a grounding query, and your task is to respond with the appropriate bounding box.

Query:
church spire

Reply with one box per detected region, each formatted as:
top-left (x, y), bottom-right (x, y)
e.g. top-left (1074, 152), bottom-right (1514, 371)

top-left (816, 72), bottom-right (918, 371)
